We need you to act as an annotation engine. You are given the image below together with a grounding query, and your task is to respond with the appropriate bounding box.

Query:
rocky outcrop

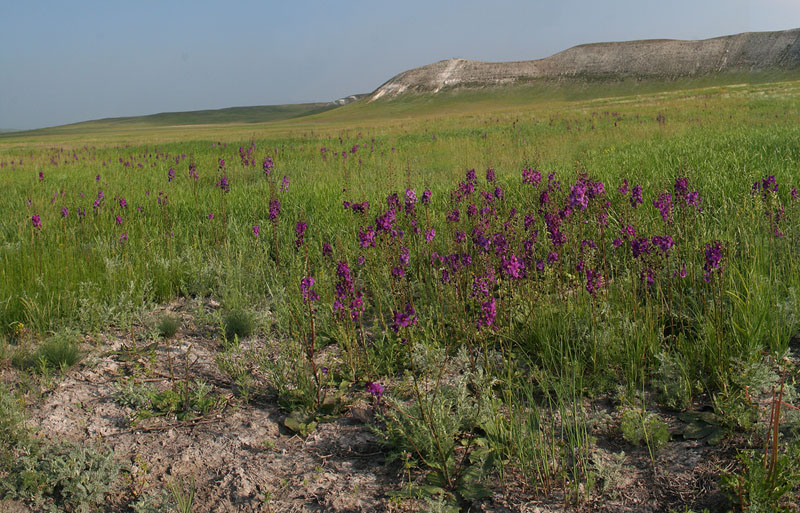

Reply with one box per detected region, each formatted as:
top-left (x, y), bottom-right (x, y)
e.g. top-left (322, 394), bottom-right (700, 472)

top-left (369, 29), bottom-right (800, 100)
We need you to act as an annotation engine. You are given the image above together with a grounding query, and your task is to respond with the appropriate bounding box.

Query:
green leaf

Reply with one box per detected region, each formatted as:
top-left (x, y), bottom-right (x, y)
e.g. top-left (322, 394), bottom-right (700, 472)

top-left (458, 482), bottom-right (493, 501)
top-left (284, 411), bottom-right (317, 436)
top-left (425, 470), bottom-right (447, 487)
top-left (683, 422), bottom-right (714, 440)
top-left (458, 464), bottom-right (482, 485)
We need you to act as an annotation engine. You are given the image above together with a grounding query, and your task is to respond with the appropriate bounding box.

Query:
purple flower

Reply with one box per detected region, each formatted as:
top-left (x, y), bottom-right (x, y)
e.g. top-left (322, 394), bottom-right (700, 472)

top-left (119, 197), bottom-right (127, 208)
top-left (471, 271), bottom-right (495, 299)
top-left (281, 175), bottom-right (289, 192)
top-left (630, 185), bottom-right (643, 208)
top-left (115, 215), bottom-right (123, 225)
top-left (168, 168), bottom-right (175, 182)
top-left (359, 225), bottom-right (376, 248)
top-left (365, 381), bottom-right (384, 400)
top-left (703, 241), bottom-right (724, 283)
top-left (486, 168), bottom-right (496, 182)
top-left (357, 255), bottom-right (366, 266)
top-left (252, 225), bottom-right (260, 237)
top-left (31, 214), bottom-right (42, 229)
top-left (391, 303), bottom-right (418, 332)
top-left (322, 242), bottom-right (333, 258)
top-left (404, 188), bottom-right (417, 209)
top-left (622, 225), bottom-right (636, 239)
top-left (120, 233), bottom-right (128, 242)
top-left (218, 158), bottom-right (225, 169)
top-left (263, 156), bottom-right (274, 176)
top-left (651, 235), bottom-right (674, 256)
top-left (38, 171), bottom-right (44, 181)
top-left (477, 297), bottom-right (497, 331)
top-left (617, 179), bottom-right (629, 195)
top-left (567, 182), bottom-right (589, 211)
top-left (300, 276), bottom-right (319, 302)
top-left (60, 208), bottom-right (69, 218)
top-left (547, 251), bottom-right (558, 264)
top-left (392, 266), bottom-right (406, 281)
top-left (631, 237), bottom-right (651, 259)
top-left (501, 254), bottom-right (526, 280)
top-left (294, 221), bottom-right (307, 247)
top-left (350, 293), bottom-right (365, 321)
top-left (425, 228), bottom-right (436, 243)
top-left (421, 190), bottom-right (432, 205)
top-left (398, 246), bottom-right (410, 266)
top-left (640, 268), bottom-right (655, 287)
top-left (585, 269), bottom-right (602, 296)
top-left (268, 199), bottom-right (281, 222)
top-left (217, 175), bottom-right (229, 192)
top-left (792, 188), bottom-right (798, 201)
top-left (653, 193), bottom-right (673, 223)
top-left (208, 213), bottom-right (214, 220)
top-left (674, 177), bottom-right (689, 195)
top-left (96, 174), bottom-right (101, 182)
top-left (522, 168), bottom-right (541, 186)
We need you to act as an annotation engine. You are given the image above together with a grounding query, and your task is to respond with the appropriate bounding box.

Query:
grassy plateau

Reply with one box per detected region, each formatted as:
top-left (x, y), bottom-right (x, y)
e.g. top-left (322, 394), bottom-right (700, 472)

top-left (2, 79), bottom-right (800, 512)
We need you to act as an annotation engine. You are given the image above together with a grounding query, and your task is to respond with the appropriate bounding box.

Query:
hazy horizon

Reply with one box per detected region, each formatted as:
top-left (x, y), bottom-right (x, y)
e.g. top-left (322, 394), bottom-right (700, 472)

top-left (2, 0), bottom-right (799, 130)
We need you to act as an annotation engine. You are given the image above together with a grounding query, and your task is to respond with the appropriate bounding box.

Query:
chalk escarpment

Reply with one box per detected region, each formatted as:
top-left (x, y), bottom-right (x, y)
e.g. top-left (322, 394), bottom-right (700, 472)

top-left (369, 29), bottom-right (800, 100)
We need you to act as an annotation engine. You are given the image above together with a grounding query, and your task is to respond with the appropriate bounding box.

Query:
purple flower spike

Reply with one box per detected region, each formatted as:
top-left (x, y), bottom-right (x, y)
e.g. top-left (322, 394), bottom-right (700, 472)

top-left (630, 185), bottom-right (643, 208)
top-left (703, 241), bottom-right (724, 283)
top-left (300, 276), bottom-right (319, 302)
top-left (391, 303), bottom-right (418, 332)
top-left (425, 228), bottom-right (436, 243)
top-left (253, 225), bottom-right (260, 237)
top-left (268, 199), bottom-right (281, 222)
top-left (366, 381), bottom-right (384, 400)
top-left (522, 168), bottom-right (542, 186)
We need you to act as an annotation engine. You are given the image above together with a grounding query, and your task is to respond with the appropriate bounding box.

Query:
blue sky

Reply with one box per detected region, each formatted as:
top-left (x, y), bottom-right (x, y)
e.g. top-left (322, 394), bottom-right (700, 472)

top-left (1, 0), bottom-right (799, 129)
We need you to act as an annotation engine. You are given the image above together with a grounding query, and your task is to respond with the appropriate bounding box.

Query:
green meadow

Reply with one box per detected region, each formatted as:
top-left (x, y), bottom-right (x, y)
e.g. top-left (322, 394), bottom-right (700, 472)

top-left (2, 78), bottom-right (800, 511)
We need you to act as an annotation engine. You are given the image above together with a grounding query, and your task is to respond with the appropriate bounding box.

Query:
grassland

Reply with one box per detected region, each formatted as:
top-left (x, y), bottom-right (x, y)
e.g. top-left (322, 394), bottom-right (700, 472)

top-left (2, 79), bottom-right (800, 512)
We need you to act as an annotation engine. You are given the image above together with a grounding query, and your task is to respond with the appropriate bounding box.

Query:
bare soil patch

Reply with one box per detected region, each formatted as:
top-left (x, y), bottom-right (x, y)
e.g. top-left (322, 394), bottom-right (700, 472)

top-left (1, 298), bottom-right (740, 512)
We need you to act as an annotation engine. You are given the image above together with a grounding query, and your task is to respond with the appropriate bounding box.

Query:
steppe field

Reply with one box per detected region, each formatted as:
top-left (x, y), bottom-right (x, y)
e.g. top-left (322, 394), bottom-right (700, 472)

top-left (2, 80), bottom-right (800, 512)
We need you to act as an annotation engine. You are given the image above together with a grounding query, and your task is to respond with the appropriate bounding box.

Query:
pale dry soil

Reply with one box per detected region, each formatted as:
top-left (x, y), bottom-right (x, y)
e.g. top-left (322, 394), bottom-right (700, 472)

top-left (1, 298), bottom-right (739, 512)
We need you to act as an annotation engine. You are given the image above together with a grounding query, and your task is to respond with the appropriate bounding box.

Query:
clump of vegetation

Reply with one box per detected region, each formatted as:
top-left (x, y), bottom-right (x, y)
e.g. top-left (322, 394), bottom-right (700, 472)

top-left (156, 314), bottom-right (180, 339)
top-left (223, 308), bottom-right (254, 341)
top-left (0, 384), bottom-right (120, 511)
top-left (10, 329), bottom-right (80, 374)
top-left (620, 407), bottom-right (670, 453)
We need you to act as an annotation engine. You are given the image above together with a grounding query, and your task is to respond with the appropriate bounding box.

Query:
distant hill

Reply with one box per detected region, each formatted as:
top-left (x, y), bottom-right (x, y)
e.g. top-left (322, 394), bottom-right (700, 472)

top-left (8, 95), bottom-right (367, 136)
top-left (369, 28), bottom-right (800, 100)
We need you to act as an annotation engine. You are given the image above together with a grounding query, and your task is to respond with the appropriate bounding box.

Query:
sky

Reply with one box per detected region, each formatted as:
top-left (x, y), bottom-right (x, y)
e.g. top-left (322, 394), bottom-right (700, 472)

top-left (1, 0), bottom-right (799, 130)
